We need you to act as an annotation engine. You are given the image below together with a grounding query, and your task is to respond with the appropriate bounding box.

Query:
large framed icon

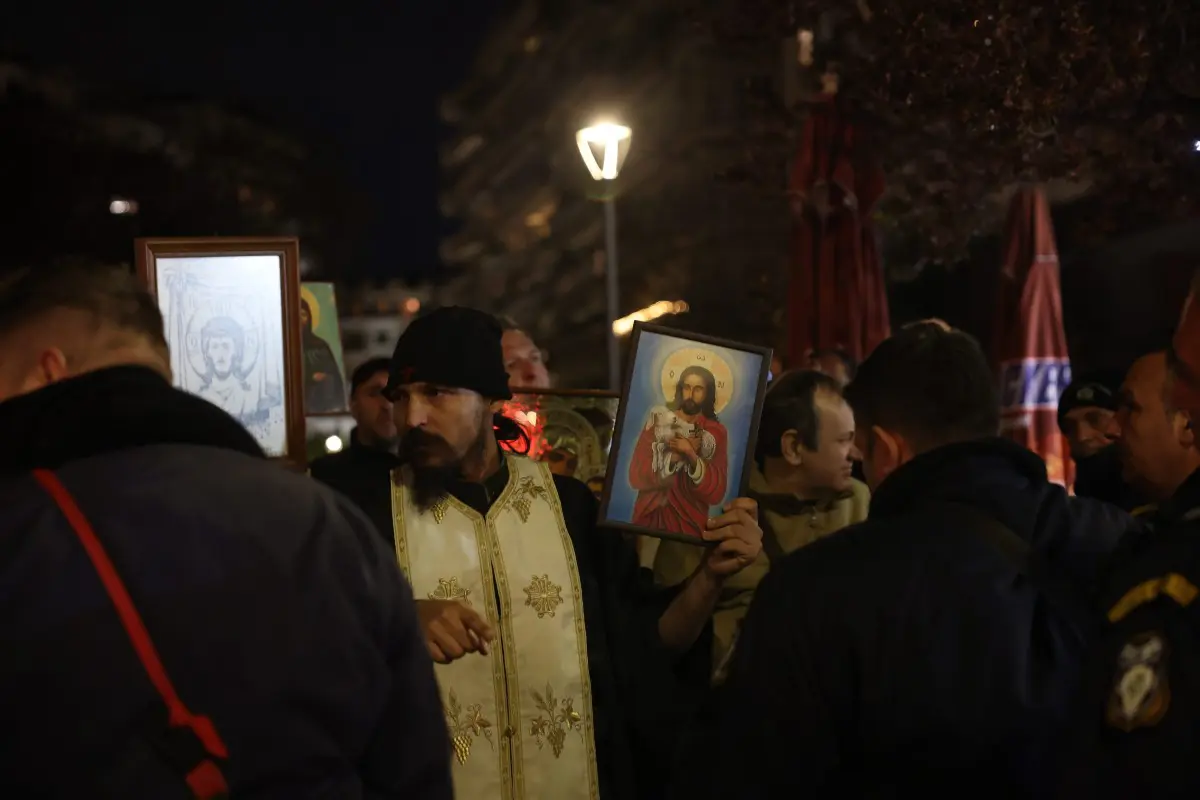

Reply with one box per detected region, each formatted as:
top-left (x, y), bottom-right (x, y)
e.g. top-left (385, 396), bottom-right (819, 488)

top-left (598, 323), bottom-right (772, 545)
top-left (135, 237), bottom-right (305, 463)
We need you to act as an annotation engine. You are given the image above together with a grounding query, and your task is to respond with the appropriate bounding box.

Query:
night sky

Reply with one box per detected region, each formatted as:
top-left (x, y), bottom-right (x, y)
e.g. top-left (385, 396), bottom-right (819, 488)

top-left (6, 0), bottom-right (494, 283)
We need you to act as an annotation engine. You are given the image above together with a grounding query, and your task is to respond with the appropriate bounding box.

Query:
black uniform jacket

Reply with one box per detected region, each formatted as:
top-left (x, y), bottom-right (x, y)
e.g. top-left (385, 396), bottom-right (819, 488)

top-left (676, 438), bottom-right (1139, 799)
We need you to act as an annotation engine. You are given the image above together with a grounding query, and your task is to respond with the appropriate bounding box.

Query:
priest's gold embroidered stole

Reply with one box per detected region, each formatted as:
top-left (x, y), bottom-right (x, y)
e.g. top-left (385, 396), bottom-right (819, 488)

top-left (391, 455), bottom-right (600, 800)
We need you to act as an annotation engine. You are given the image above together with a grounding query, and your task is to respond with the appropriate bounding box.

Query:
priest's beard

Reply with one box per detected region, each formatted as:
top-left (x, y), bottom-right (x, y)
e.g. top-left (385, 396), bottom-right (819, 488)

top-left (401, 420), bottom-right (490, 512)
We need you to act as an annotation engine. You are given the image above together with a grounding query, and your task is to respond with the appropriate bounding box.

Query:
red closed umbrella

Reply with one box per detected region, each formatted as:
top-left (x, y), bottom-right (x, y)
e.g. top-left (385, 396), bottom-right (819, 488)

top-left (786, 96), bottom-right (890, 367)
top-left (993, 187), bottom-right (1074, 488)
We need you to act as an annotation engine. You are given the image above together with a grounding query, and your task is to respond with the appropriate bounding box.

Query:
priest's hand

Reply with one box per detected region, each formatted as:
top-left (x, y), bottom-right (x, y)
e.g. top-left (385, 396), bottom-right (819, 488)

top-left (701, 498), bottom-right (763, 579)
top-left (416, 600), bottom-right (495, 664)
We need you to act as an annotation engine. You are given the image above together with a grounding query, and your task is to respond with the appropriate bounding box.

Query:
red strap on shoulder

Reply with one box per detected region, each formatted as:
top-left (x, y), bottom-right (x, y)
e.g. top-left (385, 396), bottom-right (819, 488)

top-left (33, 469), bottom-right (229, 796)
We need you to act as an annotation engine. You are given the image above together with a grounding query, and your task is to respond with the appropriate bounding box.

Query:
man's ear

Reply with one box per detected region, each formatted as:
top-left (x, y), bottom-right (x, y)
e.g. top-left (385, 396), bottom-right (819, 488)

top-left (1177, 411), bottom-right (1195, 447)
top-left (780, 429), bottom-right (804, 466)
top-left (871, 424), bottom-right (906, 467)
top-left (30, 347), bottom-right (69, 388)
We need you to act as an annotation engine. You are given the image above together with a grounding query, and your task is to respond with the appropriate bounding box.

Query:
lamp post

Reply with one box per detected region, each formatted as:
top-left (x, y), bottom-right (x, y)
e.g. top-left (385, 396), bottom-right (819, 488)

top-left (576, 122), bottom-right (631, 390)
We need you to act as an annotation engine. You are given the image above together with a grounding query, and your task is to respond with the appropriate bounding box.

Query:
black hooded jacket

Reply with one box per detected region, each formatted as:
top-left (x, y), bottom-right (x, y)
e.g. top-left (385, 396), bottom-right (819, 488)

top-left (677, 438), bottom-right (1140, 799)
top-left (0, 366), bottom-right (451, 799)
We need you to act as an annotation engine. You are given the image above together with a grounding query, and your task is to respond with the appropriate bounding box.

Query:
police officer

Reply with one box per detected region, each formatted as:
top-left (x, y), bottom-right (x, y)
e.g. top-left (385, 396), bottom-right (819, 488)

top-left (1057, 371), bottom-right (1150, 514)
top-left (1058, 347), bottom-right (1200, 796)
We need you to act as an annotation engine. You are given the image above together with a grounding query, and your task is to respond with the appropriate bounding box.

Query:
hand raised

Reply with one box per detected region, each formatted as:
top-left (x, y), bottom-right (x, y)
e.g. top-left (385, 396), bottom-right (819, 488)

top-left (416, 600), bottom-right (495, 664)
top-left (701, 498), bottom-right (763, 579)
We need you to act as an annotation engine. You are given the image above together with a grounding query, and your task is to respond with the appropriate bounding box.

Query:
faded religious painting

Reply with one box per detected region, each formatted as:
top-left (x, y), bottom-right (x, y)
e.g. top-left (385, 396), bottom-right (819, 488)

top-left (501, 391), bottom-right (619, 498)
top-left (300, 282), bottom-right (348, 414)
top-left (155, 255), bottom-right (288, 456)
top-left (600, 325), bottom-right (770, 544)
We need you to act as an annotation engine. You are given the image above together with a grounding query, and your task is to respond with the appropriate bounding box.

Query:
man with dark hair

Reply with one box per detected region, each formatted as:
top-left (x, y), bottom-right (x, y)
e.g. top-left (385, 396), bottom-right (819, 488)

top-left (0, 262), bottom-right (453, 798)
top-left (359, 306), bottom-right (762, 800)
top-left (310, 357), bottom-right (400, 518)
top-left (679, 324), bottom-right (1136, 799)
top-left (808, 347), bottom-right (857, 388)
top-left (652, 369), bottom-right (868, 682)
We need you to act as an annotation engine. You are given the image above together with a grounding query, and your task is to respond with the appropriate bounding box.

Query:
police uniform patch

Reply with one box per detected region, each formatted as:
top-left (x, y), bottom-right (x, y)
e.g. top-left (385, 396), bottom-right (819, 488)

top-left (1105, 631), bottom-right (1171, 731)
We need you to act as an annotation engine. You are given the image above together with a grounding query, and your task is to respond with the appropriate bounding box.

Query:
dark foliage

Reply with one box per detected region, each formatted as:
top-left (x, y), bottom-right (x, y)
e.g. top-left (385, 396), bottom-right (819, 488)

top-left (0, 60), bottom-right (368, 275)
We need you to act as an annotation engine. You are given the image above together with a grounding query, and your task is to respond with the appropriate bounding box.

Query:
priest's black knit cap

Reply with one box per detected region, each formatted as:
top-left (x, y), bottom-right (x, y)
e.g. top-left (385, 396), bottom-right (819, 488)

top-left (386, 306), bottom-right (513, 400)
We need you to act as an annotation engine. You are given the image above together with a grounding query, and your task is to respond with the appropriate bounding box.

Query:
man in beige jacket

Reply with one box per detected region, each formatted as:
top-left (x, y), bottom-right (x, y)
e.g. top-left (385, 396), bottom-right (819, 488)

top-left (651, 370), bottom-right (869, 680)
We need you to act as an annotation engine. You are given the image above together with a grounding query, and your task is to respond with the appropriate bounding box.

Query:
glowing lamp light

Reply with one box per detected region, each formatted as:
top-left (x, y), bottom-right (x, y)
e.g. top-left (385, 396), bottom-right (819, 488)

top-left (403, 297), bottom-right (421, 315)
top-left (109, 198), bottom-right (138, 215)
top-left (1193, 139), bottom-right (1200, 153)
top-left (576, 123), bottom-right (632, 181)
top-left (612, 300), bottom-right (689, 336)
top-left (324, 435), bottom-right (344, 453)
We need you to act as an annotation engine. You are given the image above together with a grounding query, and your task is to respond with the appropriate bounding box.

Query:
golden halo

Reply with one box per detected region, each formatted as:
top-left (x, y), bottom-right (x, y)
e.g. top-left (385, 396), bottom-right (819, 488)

top-left (300, 285), bottom-right (321, 330)
top-left (660, 346), bottom-right (734, 414)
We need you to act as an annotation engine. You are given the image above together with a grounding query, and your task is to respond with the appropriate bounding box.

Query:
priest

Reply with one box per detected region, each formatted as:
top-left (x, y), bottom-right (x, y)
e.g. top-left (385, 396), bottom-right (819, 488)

top-left (362, 307), bottom-right (762, 800)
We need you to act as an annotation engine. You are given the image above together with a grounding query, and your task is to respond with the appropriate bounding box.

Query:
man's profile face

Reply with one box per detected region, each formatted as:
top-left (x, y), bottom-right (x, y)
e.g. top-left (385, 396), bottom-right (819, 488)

top-left (300, 304), bottom-right (310, 328)
top-left (206, 336), bottom-right (236, 378)
top-left (796, 389), bottom-right (859, 493)
top-left (502, 329), bottom-right (550, 390)
top-left (1061, 405), bottom-right (1116, 459)
top-left (350, 370), bottom-right (397, 446)
top-left (393, 381), bottom-right (490, 470)
top-left (1115, 353), bottom-right (1192, 500)
top-left (680, 373), bottom-right (707, 415)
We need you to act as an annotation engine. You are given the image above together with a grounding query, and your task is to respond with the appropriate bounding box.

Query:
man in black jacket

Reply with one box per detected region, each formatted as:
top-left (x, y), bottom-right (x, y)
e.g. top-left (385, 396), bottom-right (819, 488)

top-left (309, 357), bottom-right (400, 527)
top-left (0, 262), bottom-right (452, 799)
top-left (678, 323), bottom-right (1139, 799)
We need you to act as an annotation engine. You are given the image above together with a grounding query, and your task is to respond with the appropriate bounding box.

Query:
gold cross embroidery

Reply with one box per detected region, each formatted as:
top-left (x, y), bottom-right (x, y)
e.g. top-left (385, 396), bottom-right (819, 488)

top-left (522, 574), bottom-right (564, 619)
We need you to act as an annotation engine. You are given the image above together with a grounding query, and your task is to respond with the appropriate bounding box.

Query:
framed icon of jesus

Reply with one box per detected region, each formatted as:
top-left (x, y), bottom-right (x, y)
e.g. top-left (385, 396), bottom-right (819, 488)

top-left (598, 323), bottom-right (772, 545)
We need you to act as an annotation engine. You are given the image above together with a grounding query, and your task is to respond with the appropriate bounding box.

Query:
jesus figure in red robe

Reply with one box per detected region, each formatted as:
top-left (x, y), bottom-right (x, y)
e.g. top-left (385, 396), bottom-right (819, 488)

top-left (628, 365), bottom-right (729, 538)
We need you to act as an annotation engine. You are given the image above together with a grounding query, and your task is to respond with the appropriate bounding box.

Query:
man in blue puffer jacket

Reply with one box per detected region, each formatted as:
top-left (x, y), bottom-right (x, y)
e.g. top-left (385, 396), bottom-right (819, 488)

top-left (676, 323), bottom-right (1142, 799)
top-left (0, 261), bottom-right (452, 799)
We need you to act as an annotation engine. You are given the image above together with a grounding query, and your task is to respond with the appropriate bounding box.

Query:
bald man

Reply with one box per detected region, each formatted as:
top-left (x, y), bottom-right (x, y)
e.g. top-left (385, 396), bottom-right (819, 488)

top-left (0, 261), bottom-right (451, 798)
top-left (1059, 349), bottom-right (1200, 796)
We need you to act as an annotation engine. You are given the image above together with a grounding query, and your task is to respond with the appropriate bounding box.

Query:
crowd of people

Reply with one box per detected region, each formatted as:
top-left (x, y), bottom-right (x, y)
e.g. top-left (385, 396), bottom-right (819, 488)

top-left (2, 260), bottom-right (1200, 798)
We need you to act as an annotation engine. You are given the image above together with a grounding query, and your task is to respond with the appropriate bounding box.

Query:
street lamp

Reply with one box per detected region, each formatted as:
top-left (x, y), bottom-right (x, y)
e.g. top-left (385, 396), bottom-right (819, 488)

top-left (109, 197), bottom-right (138, 215)
top-left (576, 122), bottom-right (631, 390)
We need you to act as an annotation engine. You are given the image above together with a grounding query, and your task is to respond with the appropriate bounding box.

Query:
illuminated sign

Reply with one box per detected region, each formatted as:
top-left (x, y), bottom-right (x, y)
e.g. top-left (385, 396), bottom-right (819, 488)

top-left (1000, 358), bottom-right (1072, 411)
